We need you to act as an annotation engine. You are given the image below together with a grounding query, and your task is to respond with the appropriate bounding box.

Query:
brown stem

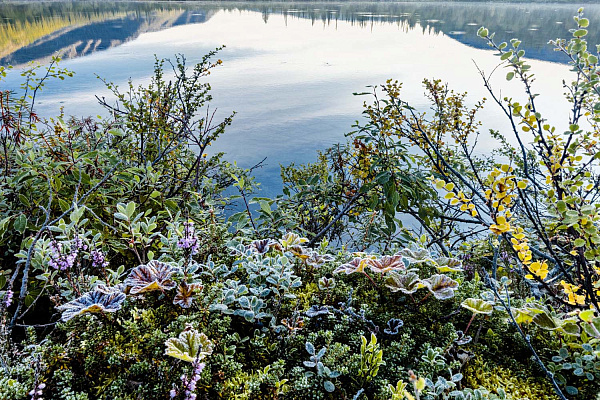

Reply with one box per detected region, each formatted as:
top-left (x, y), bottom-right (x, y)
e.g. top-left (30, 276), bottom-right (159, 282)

top-left (464, 313), bottom-right (476, 335)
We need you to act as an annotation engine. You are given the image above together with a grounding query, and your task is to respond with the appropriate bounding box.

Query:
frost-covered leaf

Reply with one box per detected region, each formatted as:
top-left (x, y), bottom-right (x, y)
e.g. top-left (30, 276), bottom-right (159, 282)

top-left (323, 380), bottom-right (335, 392)
top-left (247, 238), bottom-right (278, 254)
top-left (460, 298), bottom-right (494, 315)
top-left (333, 257), bottom-right (370, 275)
top-left (368, 255), bottom-right (408, 274)
top-left (305, 305), bottom-right (330, 318)
top-left (434, 257), bottom-right (463, 272)
top-left (512, 307), bottom-right (535, 324)
top-left (397, 247), bottom-right (433, 264)
top-left (306, 251), bottom-right (334, 268)
top-left (531, 311), bottom-right (561, 330)
top-left (560, 321), bottom-right (581, 336)
top-left (124, 260), bottom-right (177, 294)
top-left (57, 285), bottom-right (125, 322)
top-left (422, 274), bottom-right (459, 300)
top-left (173, 282), bottom-right (203, 308)
top-left (385, 271), bottom-right (423, 294)
top-left (384, 318), bottom-right (404, 335)
top-left (165, 328), bottom-right (213, 363)
top-left (290, 246), bottom-right (312, 260)
top-left (279, 232), bottom-right (308, 252)
top-left (583, 317), bottom-right (600, 338)
top-left (454, 330), bottom-right (472, 345)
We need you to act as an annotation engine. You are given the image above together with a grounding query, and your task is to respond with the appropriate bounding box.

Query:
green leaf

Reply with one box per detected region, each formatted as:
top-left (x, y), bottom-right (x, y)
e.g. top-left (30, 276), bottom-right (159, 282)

top-left (583, 317), bottom-right (600, 337)
top-left (323, 381), bottom-right (335, 392)
top-left (0, 216), bottom-right (11, 237)
top-left (574, 238), bottom-right (586, 247)
top-left (125, 202), bottom-right (136, 218)
top-left (560, 321), bottom-right (580, 336)
top-left (58, 198), bottom-right (70, 212)
top-left (500, 51), bottom-right (513, 61)
top-left (580, 309), bottom-right (595, 323)
top-left (18, 194), bottom-right (30, 207)
top-left (506, 72), bottom-right (515, 81)
top-left (165, 329), bottom-right (213, 363)
top-left (461, 298), bottom-right (494, 315)
top-left (258, 200), bottom-right (272, 215)
top-left (532, 312), bottom-right (560, 330)
top-left (566, 386), bottom-right (578, 395)
top-left (14, 214), bottom-right (27, 234)
top-left (574, 29), bottom-right (588, 38)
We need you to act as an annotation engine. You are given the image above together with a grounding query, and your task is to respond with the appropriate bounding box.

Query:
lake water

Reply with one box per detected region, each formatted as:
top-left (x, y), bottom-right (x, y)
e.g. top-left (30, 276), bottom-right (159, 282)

top-left (2, 1), bottom-right (599, 197)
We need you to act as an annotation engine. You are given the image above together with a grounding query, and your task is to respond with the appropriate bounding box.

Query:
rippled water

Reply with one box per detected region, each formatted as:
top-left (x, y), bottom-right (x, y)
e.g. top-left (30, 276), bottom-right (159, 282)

top-left (2, 1), bottom-right (598, 195)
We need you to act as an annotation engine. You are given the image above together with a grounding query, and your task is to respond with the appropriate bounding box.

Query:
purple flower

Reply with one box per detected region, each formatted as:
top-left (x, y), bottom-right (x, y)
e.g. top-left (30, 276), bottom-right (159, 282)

top-left (48, 240), bottom-right (78, 271)
top-left (28, 382), bottom-right (45, 400)
top-left (73, 236), bottom-right (87, 251)
top-left (178, 360), bottom-right (205, 400)
top-left (3, 289), bottom-right (13, 307)
top-left (177, 222), bottom-right (199, 255)
top-left (90, 249), bottom-right (109, 269)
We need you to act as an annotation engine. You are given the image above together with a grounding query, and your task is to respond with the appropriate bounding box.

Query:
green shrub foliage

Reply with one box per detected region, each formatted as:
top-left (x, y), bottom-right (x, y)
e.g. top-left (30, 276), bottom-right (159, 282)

top-left (2, 9), bottom-right (600, 400)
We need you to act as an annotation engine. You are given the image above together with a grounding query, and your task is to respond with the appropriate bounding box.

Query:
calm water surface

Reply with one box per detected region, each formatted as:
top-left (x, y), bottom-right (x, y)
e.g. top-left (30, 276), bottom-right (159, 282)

top-left (1, 1), bottom-right (598, 196)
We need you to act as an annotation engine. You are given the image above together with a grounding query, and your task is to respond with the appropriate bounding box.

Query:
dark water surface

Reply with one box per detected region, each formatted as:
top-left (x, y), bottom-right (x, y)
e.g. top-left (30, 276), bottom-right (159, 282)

top-left (1, 1), bottom-right (597, 196)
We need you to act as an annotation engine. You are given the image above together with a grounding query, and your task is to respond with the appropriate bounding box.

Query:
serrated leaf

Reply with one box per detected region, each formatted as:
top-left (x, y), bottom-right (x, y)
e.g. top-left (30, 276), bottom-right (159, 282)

top-left (124, 260), bottom-right (177, 294)
top-left (422, 274), bottom-right (459, 300)
top-left (56, 285), bottom-right (125, 322)
top-left (461, 298), bottom-right (494, 314)
top-left (165, 329), bottom-right (213, 363)
top-left (173, 282), bottom-right (203, 308)
top-left (532, 312), bottom-right (560, 330)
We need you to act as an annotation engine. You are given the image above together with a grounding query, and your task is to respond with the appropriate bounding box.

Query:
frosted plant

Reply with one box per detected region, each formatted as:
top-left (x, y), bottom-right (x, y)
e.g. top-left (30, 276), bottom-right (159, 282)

top-left (124, 260), bottom-right (178, 294)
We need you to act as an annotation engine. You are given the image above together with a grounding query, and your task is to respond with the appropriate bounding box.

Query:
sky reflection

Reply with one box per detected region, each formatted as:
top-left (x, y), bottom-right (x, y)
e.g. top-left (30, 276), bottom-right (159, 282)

top-left (2, 6), bottom-right (581, 196)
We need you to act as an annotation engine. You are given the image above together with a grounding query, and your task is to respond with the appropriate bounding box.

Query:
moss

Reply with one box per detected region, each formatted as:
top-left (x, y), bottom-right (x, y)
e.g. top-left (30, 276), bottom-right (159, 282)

top-left (464, 356), bottom-right (559, 400)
